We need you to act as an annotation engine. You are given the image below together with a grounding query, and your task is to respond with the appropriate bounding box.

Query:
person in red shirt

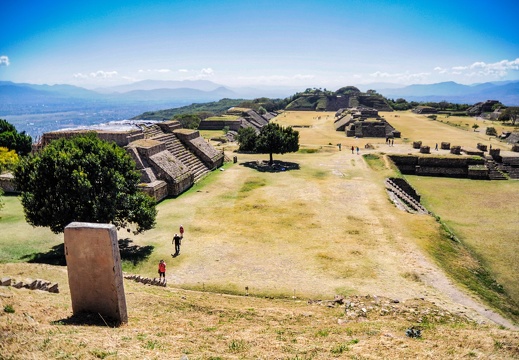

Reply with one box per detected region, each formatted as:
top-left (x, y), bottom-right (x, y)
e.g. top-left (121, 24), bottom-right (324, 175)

top-left (158, 260), bottom-right (166, 281)
top-left (179, 225), bottom-right (184, 238)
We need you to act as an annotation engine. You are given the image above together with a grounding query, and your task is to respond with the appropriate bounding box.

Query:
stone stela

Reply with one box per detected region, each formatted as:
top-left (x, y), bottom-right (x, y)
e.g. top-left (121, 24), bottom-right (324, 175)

top-left (64, 222), bottom-right (128, 325)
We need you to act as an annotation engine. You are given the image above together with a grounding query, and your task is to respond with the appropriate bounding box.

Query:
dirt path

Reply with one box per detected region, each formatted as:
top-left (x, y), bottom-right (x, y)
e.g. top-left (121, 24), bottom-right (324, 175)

top-left (145, 111), bottom-right (518, 330)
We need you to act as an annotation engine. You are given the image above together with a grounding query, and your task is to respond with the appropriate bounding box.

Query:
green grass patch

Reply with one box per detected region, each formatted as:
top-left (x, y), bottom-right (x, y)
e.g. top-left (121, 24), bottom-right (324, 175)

top-left (204, 115), bottom-right (240, 121)
top-left (420, 222), bottom-right (519, 322)
top-left (239, 177), bottom-right (267, 195)
top-left (363, 154), bottom-right (385, 171)
top-left (298, 148), bottom-right (320, 154)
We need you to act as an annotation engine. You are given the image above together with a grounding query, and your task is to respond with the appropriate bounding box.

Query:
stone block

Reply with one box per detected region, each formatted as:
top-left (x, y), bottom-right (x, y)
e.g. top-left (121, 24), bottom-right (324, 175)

top-left (441, 142), bottom-right (450, 150)
top-left (1, 277), bottom-right (11, 286)
top-left (450, 146), bottom-right (461, 155)
top-left (419, 146), bottom-right (430, 154)
top-left (64, 222), bottom-right (127, 325)
top-left (48, 283), bottom-right (59, 294)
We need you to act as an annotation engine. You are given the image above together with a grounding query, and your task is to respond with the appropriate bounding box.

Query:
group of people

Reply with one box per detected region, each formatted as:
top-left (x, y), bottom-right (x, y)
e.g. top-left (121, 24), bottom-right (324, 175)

top-left (157, 224), bottom-right (185, 281)
top-left (351, 145), bottom-right (360, 154)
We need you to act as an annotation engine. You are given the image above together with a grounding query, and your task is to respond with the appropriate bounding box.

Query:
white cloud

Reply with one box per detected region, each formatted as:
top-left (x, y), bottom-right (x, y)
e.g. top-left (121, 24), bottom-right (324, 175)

top-left (200, 68), bottom-right (214, 76)
top-left (178, 69), bottom-right (188, 73)
top-left (73, 72), bottom-right (88, 79)
top-left (434, 58), bottom-right (519, 79)
top-left (138, 68), bottom-right (171, 73)
top-left (369, 71), bottom-right (430, 83)
top-left (236, 74), bottom-right (315, 84)
top-left (90, 70), bottom-right (118, 78)
top-left (0, 55), bottom-right (10, 66)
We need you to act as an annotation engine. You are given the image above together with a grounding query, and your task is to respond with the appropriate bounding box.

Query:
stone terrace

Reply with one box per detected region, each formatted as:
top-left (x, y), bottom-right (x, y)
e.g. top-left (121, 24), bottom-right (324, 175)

top-left (34, 120), bottom-right (224, 201)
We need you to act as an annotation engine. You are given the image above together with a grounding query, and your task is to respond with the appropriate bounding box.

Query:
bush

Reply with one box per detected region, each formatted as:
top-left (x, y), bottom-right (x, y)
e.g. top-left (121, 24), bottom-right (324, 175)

top-left (486, 127), bottom-right (497, 136)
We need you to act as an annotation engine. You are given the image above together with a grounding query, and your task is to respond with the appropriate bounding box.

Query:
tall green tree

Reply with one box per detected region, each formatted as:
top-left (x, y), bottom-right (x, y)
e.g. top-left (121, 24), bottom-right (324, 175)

top-left (499, 107), bottom-right (519, 126)
top-left (173, 113), bottom-right (202, 129)
top-left (14, 133), bottom-right (157, 234)
top-left (236, 127), bottom-right (258, 152)
top-left (0, 119), bottom-right (32, 156)
top-left (255, 123), bottom-right (299, 165)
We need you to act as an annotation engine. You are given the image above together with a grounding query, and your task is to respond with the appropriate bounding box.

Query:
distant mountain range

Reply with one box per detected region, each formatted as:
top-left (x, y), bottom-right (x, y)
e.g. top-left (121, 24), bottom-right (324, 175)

top-left (1, 79), bottom-right (518, 109)
top-left (1, 79), bottom-right (518, 138)
top-left (375, 81), bottom-right (519, 105)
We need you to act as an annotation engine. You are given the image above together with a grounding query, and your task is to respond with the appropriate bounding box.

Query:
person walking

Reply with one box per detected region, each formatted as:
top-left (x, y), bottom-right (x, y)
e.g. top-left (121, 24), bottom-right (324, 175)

top-left (356, 146), bottom-right (360, 155)
top-left (179, 225), bottom-right (184, 238)
top-left (158, 260), bottom-right (166, 282)
top-left (351, 145), bottom-right (354, 154)
top-left (172, 233), bottom-right (182, 257)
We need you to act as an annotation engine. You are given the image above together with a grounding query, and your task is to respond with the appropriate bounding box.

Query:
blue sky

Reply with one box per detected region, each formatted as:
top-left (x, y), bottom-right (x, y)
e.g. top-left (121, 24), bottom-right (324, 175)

top-left (1, 0), bottom-right (518, 89)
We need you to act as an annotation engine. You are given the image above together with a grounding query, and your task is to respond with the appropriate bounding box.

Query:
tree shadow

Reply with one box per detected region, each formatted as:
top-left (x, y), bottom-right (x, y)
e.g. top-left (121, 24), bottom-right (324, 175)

top-left (240, 160), bottom-right (300, 173)
top-left (22, 238), bottom-right (154, 266)
top-left (118, 238), bottom-right (154, 266)
top-left (22, 243), bottom-right (66, 265)
top-left (52, 311), bottom-right (122, 327)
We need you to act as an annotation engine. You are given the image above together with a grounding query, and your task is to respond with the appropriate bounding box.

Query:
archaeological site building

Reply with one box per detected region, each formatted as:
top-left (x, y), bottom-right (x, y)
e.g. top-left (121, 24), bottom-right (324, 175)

top-left (37, 120), bottom-right (224, 201)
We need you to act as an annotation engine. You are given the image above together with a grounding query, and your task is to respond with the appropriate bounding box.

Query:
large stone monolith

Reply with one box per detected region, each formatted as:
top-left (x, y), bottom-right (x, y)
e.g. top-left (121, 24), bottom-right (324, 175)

top-left (64, 222), bottom-right (128, 325)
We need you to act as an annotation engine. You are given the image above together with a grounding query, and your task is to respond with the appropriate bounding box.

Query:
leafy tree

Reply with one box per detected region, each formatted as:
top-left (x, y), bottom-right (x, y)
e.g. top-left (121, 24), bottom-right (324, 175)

top-left (439, 101), bottom-right (449, 111)
top-left (0, 119), bottom-right (32, 156)
top-left (472, 123), bottom-right (480, 131)
top-left (173, 113), bottom-right (202, 129)
top-left (14, 133), bottom-right (157, 234)
top-left (237, 127), bottom-right (258, 152)
top-left (255, 123), bottom-right (299, 165)
top-left (0, 147), bottom-right (19, 173)
top-left (499, 107), bottom-right (519, 126)
top-left (486, 127), bottom-right (497, 136)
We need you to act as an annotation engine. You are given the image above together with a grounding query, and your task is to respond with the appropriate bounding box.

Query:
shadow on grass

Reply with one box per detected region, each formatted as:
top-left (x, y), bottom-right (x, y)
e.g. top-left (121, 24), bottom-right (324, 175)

top-left (52, 311), bottom-right (122, 327)
top-left (240, 160), bottom-right (300, 173)
top-left (22, 238), bottom-right (154, 266)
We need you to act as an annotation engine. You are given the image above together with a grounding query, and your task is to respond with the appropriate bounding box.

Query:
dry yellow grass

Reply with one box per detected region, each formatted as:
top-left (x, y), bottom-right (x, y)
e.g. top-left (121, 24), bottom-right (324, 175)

top-left (1, 263), bottom-right (518, 359)
top-left (1, 110), bottom-right (519, 358)
top-left (405, 176), bottom-right (519, 302)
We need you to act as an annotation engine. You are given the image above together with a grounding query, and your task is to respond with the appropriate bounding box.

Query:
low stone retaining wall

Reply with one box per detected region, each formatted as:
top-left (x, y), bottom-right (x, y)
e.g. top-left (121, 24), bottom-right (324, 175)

top-left (1, 276), bottom-right (59, 293)
top-left (388, 155), bottom-right (485, 179)
top-left (0, 173), bottom-right (17, 193)
top-left (124, 274), bottom-right (167, 287)
top-left (198, 120), bottom-right (242, 131)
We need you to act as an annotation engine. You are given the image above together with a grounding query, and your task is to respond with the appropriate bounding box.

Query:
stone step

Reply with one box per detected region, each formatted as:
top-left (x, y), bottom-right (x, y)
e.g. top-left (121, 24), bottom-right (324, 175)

top-left (385, 179), bottom-right (428, 214)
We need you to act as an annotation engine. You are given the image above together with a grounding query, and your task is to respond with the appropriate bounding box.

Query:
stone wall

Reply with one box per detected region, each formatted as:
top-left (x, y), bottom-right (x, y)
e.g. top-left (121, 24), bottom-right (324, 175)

top-left (41, 130), bottom-right (143, 147)
top-left (389, 155), bottom-right (485, 178)
top-left (0, 173), bottom-right (17, 193)
top-left (197, 120), bottom-right (242, 131)
top-left (347, 119), bottom-right (399, 138)
top-left (389, 177), bottom-right (421, 203)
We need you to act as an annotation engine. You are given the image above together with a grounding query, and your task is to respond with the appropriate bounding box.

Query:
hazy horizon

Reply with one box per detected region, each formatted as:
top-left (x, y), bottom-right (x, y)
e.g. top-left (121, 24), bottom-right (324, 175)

top-left (1, 0), bottom-right (518, 90)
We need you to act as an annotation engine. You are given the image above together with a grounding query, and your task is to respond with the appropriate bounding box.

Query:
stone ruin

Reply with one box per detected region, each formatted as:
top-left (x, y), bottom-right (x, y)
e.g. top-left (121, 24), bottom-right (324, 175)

top-left (389, 141), bottom-right (519, 180)
top-left (64, 222), bottom-right (127, 325)
top-left (124, 274), bottom-right (167, 287)
top-left (0, 276), bottom-right (59, 293)
top-left (412, 106), bottom-right (438, 114)
top-left (334, 106), bottom-right (400, 138)
top-left (30, 120), bottom-right (224, 201)
top-left (198, 108), bottom-right (276, 134)
top-left (385, 178), bottom-right (428, 215)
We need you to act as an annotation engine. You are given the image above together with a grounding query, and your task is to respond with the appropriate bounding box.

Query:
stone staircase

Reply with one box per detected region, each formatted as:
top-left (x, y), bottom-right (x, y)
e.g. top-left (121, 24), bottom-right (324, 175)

top-left (153, 133), bottom-right (211, 182)
top-left (142, 124), bottom-right (163, 139)
top-left (485, 158), bottom-right (508, 180)
top-left (385, 179), bottom-right (429, 215)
